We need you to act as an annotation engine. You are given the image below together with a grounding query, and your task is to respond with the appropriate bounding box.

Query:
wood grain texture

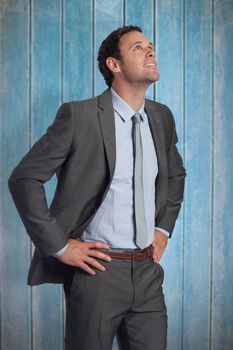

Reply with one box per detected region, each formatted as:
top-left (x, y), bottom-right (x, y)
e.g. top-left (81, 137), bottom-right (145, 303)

top-left (1, 0), bottom-right (233, 349)
top-left (0, 1), bottom-right (31, 349)
top-left (30, 1), bottom-right (63, 349)
top-left (63, 0), bottom-right (93, 101)
top-left (156, 1), bottom-right (184, 349)
top-left (183, 0), bottom-right (213, 349)
top-left (94, 0), bottom-right (123, 95)
top-left (212, 0), bottom-right (233, 349)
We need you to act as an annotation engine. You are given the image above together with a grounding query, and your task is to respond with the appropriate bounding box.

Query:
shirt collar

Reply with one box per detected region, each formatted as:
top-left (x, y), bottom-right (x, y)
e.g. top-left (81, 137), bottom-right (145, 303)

top-left (111, 87), bottom-right (145, 122)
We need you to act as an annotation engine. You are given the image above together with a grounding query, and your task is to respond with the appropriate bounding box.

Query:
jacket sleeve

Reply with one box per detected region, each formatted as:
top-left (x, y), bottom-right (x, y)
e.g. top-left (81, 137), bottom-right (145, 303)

top-left (155, 108), bottom-right (186, 236)
top-left (8, 103), bottom-right (73, 257)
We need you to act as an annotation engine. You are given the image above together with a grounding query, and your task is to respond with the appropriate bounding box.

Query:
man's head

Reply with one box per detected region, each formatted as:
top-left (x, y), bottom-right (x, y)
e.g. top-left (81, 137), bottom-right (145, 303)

top-left (97, 25), bottom-right (159, 88)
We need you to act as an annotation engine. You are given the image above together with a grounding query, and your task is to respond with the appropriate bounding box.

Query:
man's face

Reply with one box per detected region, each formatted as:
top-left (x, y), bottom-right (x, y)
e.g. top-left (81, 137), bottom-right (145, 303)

top-left (116, 31), bottom-right (159, 85)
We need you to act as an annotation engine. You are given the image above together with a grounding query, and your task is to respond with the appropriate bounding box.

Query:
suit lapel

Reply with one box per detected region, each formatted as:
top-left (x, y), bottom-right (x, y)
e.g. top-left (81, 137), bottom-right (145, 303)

top-left (145, 100), bottom-right (168, 206)
top-left (97, 88), bottom-right (116, 183)
top-left (97, 89), bottom-right (168, 209)
top-left (145, 100), bottom-right (166, 168)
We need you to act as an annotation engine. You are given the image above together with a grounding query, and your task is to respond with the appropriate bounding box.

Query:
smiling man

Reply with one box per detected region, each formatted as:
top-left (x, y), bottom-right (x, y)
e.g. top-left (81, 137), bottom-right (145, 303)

top-left (9, 26), bottom-right (186, 350)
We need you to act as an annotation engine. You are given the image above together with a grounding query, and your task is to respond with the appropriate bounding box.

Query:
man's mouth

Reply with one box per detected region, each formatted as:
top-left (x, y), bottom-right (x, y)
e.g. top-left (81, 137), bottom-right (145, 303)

top-left (144, 63), bottom-right (156, 67)
top-left (143, 63), bottom-right (157, 70)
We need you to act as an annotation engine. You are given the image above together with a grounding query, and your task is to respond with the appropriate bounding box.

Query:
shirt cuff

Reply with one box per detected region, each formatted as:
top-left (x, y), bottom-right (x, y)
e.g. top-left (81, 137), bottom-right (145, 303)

top-left (52, 243), bottom-right (69, 257)
top-left (155, 227), bottom-right (170, 238)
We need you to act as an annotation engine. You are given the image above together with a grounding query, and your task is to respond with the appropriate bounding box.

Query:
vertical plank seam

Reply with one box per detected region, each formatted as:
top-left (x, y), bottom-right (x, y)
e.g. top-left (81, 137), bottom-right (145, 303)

top-left (121, 0), bottom-right (123, 28)
top-left (154, 0), bottom-right (157, 101)
top-left (29, 0), bottom-right (32, 150)
top-left (60, 2), bottom-right (65, 348)
top-left (0, 4), bottom-right (2, 347)
top-left (210, 0), bottom-right (215, 348)
top-left (153, 0), bottom-right (156, 101)
top-left (29, 1), bottom-right (33, 349)
top-left (181, 0), bottom-right (186, 349)
top-left (92, 0), bottom-right (95, 97)
top-left (61, 0), bottom-right (64, 104)
top-left (123, 0), bottom-right (126, 25)
top-left (0, 3), bottom-right (2, 347)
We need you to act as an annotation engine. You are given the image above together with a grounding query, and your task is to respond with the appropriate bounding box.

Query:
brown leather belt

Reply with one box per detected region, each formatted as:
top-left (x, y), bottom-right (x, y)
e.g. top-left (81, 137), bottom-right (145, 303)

top-left (97, 245), bottom-right (153, 261)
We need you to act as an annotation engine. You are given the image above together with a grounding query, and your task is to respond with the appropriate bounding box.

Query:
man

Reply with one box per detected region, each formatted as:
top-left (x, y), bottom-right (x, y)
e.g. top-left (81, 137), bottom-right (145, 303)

top-left (9, 25), bottom-right (186, 350)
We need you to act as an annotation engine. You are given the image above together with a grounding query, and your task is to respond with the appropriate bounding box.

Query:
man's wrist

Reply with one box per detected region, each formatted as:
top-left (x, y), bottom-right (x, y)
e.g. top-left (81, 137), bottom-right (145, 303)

top-left (155, 227), bottom-right (170, 238)
top-left (52, 243), bottom-right (69, 257)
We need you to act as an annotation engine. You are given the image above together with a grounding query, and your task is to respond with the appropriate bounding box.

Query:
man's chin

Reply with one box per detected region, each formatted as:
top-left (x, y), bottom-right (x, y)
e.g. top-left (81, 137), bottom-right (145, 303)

top-left (153, 72), bottom-right (160, 81)
top-left (147, 72), bottom-right (160, 83)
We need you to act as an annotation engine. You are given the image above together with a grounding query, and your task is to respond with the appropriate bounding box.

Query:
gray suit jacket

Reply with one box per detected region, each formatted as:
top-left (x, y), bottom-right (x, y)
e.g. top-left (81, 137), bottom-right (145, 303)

top-left (8, 88), bottom-right (186, 285)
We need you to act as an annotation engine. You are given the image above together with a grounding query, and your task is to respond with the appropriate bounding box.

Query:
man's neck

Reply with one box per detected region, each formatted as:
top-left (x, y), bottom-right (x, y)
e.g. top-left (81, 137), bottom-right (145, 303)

top-left (111, 82), bottom-right (149, 112)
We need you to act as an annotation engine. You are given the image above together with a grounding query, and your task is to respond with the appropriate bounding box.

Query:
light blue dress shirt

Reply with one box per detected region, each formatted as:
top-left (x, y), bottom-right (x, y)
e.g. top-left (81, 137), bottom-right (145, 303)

top-left (54, 88), bottom-right (169, 256)
top-left (80, 88), bottom-right (169, 249)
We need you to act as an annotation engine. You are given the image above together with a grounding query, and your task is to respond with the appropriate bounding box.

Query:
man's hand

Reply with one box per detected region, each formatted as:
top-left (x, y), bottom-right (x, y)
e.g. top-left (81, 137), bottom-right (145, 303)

top-left (57, 239), bottom-right (111, 275)
top-left (152, 229), bottom-right (168, 263)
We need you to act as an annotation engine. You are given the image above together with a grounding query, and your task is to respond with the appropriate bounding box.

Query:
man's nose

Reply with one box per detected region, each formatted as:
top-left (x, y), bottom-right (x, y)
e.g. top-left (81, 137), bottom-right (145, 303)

top-left (146, 47), bottom-right (155, 57)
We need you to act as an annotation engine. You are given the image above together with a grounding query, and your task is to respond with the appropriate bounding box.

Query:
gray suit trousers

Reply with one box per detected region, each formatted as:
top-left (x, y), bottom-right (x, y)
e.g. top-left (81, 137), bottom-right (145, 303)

top-left (64, 254), bottom-right (167, 350)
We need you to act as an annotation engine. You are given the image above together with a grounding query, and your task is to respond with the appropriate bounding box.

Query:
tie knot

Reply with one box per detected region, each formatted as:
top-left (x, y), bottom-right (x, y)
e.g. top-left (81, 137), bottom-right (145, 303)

top-left (132, 113), bottom-right (142, 124)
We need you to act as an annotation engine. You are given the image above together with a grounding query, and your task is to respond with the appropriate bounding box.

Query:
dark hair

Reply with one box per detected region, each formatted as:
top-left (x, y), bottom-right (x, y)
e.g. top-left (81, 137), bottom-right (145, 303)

top-left (97, 25), bottom-right (142, 87)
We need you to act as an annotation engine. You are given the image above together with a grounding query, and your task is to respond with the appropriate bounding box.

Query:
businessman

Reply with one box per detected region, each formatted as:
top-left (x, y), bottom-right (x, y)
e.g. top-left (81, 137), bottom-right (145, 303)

top-left (9, 25), bottom-right (186, 350)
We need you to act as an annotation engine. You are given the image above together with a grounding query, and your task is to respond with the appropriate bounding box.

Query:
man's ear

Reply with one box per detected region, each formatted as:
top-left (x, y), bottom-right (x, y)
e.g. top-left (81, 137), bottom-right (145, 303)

top-left (106, 57), bottom-right (121, 73)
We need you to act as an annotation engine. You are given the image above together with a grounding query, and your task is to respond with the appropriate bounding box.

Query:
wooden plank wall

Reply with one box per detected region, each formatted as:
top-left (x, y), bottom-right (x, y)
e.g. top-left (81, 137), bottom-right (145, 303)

top-left (1, 1), bottom-right (233, 349)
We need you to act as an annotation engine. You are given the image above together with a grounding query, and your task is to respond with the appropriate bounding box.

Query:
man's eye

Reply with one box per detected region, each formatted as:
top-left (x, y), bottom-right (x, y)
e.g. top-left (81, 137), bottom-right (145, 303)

top-left (134, 45), bottom-right (141, 50)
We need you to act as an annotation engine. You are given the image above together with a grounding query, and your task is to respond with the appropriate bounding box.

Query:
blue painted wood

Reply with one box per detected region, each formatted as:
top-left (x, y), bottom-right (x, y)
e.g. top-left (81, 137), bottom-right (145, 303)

top-left (63, 0), bottom-right (93, 101)
top-left (156, 1), bottom-right (184, 349)
top-left (212, 1), bottom-right (233, 349)
top-left (94, 0), bottom-right (123, 95)
top-left (0, 1), bottom-right (32, 349)
top-left (1, 1), bottom-right (233, 349)
top-left (31, 1), bottom-right (63, 349)
top-left (125, 0), bottom-right (154, 100)
top-left (183, 0), bottom-right (213, 349)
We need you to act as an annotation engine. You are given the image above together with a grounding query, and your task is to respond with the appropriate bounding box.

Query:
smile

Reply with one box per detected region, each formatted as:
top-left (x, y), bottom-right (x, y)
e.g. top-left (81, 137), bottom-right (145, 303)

top-left (144, 63), bottom-right (156, 68)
